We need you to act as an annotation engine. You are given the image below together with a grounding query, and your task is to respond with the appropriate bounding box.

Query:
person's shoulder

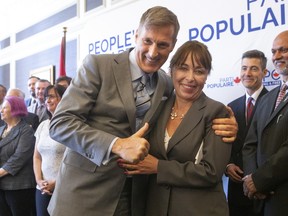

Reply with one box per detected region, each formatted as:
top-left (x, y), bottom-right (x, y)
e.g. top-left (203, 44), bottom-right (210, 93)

top-left (205, 96), bottom-right (226, 108)
top-left (25, 98), bottom-right (31, 106)
top-left (157, 69), bottom-right (172, 82)
top-left (27, 112), bottom-right (38, 118)
top-left (84, 50), bottom-right (129, 62)
top-left (203, 95), bottom-right (229, 116)
top-left (18, 119), bottom-right (35, 134)
top-left (258, 85), bottom-right (278, 103)
top-left (27, 103), bottom-right (36, 111)
top-left (228, 95), bottom-right (245, 107)
top-left (38, 119), bottom-right (49, 128)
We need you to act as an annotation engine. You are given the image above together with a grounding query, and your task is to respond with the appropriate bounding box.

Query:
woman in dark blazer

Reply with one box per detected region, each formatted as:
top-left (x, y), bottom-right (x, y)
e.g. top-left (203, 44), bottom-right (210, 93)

top-left (119, 41), bottom-right (232, 215)
top-left (0, 96), bottom-right (36, 216)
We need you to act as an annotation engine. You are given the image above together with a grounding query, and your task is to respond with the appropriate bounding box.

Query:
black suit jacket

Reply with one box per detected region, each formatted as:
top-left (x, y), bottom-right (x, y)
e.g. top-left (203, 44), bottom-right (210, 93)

top-left (243, 85), bottom-right (288, 215)
top-left (227, 88), bottom-right (268, 213)
top-left (228, 88), bottom-right (268, 168)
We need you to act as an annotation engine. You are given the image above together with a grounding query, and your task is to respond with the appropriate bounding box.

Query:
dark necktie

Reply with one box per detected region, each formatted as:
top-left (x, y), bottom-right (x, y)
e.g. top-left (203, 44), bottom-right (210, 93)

top-left (246, 97), bottom-right (254, 124)
top-left (274, 84), bottom-right (288, 110)
top-left (135, 74), bottom-right (154, 129)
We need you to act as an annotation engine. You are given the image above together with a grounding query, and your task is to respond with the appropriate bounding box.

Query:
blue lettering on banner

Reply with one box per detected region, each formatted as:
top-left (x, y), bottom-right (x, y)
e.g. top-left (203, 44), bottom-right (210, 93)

top-left (206, 76), bottom-right (236, 89)
top-left (189, 2), bottom-right (286, 42)
top-left (88, 30), bottom-right (135, 54)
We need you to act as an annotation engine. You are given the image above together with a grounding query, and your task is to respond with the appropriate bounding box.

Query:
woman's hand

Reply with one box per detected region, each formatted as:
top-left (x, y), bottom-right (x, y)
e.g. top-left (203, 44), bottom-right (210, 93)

top-left (118, 154), bottom-right (158, 175)
top-left (37, 179), bottom-right (56, 195)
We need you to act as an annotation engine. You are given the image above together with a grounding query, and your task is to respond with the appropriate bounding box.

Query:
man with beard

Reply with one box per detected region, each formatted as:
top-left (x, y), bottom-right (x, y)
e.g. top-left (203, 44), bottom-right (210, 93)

top-left (25, 76), bottom-right (40, 107)
top-left (243, 30), bottom-right (288, 216)
top-left (28, 79), bottom-right (50, 123)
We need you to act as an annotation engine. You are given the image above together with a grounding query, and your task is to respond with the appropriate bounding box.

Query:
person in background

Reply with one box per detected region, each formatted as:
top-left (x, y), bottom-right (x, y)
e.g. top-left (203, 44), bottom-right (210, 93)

top-left (25, 76), bottom-right (40, 107)
top-left (28, 79), bottom-right (50, 123)
top-left (0, 84), bottom-right (7, 109)
top-left (48, 6), bottom-right (237, 216)
top-left (33, 84), bottom-right (66, 216)
top-left (55, 76), bottom-right (72, 88)
top-left (226, 50), bottom-right (268, 216)
top-left (0, 96), bottom-right (36, 216)
top-left (119, 41), bottom-right (232, 216)
top-left (0, 88), bottom-right (40, 131)
top-left (243, 30), bottom-right (288, 216)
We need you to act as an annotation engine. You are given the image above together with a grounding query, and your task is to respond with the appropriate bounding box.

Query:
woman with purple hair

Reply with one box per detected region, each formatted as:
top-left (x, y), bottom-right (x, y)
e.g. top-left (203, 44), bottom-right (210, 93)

top-left (0, 96), bottom-right (36, 216)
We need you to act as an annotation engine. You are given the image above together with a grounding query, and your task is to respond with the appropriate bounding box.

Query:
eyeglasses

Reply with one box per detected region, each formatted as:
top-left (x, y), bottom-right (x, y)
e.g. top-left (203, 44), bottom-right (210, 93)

top-left (45, 95), bottom-right (58, 101)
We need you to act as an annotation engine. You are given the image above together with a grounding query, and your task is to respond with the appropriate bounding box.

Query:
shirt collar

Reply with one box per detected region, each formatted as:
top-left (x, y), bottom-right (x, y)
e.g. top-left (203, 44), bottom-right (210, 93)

top-left (245, 85), bottom-right (264, 104)
top-left (129, 49), bottom-right (143, 81)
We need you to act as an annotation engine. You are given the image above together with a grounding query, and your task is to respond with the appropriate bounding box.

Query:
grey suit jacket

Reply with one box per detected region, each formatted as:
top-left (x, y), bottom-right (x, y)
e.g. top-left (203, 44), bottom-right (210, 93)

top-left (0, 120), bottom-right (36, 190)
top-left (243, 86), bottom-right (288, 215)
top-left (144, 92), bottom-right (231, 216)
top-left (48, 50), bottom-right (173, 216)
top-left (27, 102), bottom-right (49, 123)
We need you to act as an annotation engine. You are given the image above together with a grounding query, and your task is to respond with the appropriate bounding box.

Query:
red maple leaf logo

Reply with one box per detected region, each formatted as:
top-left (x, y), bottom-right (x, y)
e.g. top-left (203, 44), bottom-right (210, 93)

top-left (273, 71), bottom-right (280, 78)
top-left (234, 76), bottom-right (241, 83)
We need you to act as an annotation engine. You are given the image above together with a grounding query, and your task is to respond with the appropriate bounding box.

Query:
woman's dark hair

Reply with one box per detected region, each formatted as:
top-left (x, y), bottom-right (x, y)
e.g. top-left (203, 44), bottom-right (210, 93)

top-left (169, 40), bottom-right (212, 75)
top-left (44, 84), bottom-right (66, 119)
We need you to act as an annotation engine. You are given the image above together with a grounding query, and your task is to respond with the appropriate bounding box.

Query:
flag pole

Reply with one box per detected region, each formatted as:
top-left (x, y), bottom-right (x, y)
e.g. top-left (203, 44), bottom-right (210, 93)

top-left (63, 27), bottom-right (67, 74)
top-left (59, 27), bottom-right (67, 77)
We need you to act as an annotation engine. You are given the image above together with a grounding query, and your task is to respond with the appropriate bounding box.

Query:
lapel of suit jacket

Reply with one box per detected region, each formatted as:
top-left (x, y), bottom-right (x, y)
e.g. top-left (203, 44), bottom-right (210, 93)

top-left (0, 122), bottom-right (21, 149)
top-left (112, 50), bottom-right (136, 132)
top-left (244, 88), bottom-right (267, 127)
top-left (140, 71), bottom-right (169, 132)
top-left (266, 94), bottom-right (288, 127)
top-left (236, 95), bottom-right (246, 129)
top-left (263, 86), bottom-right (283, 128)
top-left (153, 93), bottom-right (174, 159)
top-left (167, 92), bottom-right (206, 153)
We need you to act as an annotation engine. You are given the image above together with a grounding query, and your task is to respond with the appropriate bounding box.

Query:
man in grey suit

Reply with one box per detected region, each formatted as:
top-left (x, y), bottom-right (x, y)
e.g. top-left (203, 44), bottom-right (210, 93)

top-left (243, 30), bottom-right (288, 216)
top-left (27, 79), bottom-right (50, 123)
top-left (48, 6), bottom-right (238, 216)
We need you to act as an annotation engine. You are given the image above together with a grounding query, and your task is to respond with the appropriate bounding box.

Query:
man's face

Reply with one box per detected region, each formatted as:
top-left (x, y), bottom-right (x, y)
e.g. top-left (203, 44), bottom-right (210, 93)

top-left (241, 58), bottom-right (266, 91)
top-left (28, 78), bottom-right (39, 98)
top-left (272, 32), bottom-right (288, 78)
top-left (35, 81), bottom-right (50, 103)
top-left (134, 25), bottom-right (176, 74)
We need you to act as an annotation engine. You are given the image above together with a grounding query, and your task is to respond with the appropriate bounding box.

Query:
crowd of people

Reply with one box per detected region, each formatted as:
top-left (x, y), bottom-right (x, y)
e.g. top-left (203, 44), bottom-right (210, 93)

top-left (0, 5), bottom-right (287, 216)
top-left (0, 76), bottom-right (71, 216)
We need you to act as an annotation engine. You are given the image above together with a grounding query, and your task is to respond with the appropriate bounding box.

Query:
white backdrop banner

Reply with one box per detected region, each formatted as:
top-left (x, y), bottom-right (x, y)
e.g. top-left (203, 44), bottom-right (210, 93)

top-left (80, 0), bottom-right (288, 104)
